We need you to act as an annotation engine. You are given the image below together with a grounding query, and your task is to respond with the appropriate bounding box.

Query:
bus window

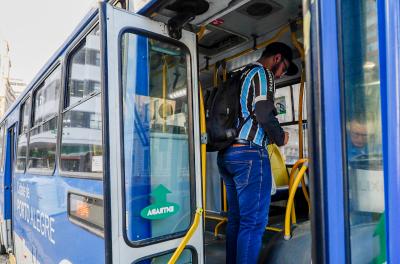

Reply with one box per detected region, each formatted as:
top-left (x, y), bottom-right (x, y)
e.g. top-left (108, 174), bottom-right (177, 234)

top-left (28, 66), bottom-right (61, 173)
top-left (274, 83), bottom-right (308, 164)
top-left (16, 98), bottom-right (30, 172)
top-left (0, 125), bottom-right (4, 172)
top-left (66, 24), bottom-right (100, 108)
top-left (275, 85), bottom-right (293, 123)
top-left (60, 94), bottom-right (103, 176)
top-left (61, 24), bottom-right (102, 177)
top-left (121, 33), bottom-right (192, 243)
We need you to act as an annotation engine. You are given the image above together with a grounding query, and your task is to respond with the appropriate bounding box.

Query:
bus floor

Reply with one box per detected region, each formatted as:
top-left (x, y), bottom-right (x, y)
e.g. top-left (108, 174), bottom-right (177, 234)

top-left (204, 202), bottom-right (312, 264)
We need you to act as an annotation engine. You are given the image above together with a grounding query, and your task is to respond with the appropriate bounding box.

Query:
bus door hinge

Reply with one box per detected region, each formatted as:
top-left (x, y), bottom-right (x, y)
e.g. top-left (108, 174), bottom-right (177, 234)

top-left (251, 34), bottom-right (258, 50)
top-left (201, 133), bottom-right (208, 144)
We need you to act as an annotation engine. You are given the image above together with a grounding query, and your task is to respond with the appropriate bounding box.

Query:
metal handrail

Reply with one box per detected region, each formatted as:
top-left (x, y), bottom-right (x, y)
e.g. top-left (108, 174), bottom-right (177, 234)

top-left (284, 162), bottom-right (308, 240)
top-left (168, 208), bottom-right (203, 264)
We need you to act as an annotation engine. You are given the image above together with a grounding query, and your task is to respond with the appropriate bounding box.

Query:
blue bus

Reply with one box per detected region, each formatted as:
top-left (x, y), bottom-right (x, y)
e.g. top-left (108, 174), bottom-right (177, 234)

top-left (0, 0), bottom-right (399, 263)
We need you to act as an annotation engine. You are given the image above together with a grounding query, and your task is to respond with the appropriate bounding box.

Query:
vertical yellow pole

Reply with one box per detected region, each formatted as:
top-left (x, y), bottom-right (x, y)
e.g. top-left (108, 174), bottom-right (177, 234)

top-left (213, 64), bottom-right (218, 87)
top-left (223, 184), bottom-right (228, 212)
top-left (199, 83), bottom-right (207, 222)
top-left (291, 30), bottom-right (311, 212)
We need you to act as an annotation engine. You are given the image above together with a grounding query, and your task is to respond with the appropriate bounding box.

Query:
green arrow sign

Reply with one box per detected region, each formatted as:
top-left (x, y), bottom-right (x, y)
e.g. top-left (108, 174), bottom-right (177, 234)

top-left (140, 184), bottom-right (180, 220)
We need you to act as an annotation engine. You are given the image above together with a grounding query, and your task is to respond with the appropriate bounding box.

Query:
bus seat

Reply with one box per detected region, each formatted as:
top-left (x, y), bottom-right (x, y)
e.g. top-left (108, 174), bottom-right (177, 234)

top-left (267, 144), bottom-right (290, 190)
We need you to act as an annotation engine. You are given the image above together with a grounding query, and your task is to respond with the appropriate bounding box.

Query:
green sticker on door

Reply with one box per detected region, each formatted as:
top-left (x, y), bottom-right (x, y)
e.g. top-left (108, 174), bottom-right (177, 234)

top-left (140, 184), bottom-right (180, 220)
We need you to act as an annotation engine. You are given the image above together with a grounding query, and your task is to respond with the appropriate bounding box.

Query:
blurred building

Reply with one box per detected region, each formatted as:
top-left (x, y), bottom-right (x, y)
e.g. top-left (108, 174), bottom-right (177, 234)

top-left (0, 39), bottom-right (26, 118)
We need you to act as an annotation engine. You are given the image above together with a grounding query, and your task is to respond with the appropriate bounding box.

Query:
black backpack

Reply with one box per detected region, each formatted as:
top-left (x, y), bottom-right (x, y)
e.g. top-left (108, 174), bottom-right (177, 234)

top-left (204, 65), bottom-right (259, 152)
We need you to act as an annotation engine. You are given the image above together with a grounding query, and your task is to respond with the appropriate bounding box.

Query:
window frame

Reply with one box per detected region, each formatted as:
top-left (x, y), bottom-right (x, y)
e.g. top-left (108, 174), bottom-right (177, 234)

top-left (132, 247), bottom-right (198, 264)
top-left (59, 92), bottom-right (103, 179)
top-left (275, 78), bottom-right (309, 166)
top-left (118, 29), bottom-right (196, 247)
top-left (27, 63), bottom-right (62, 176)
top-left (0, 124), bottom-right (5, 173)
top-left (58, 21), bottom-right (103, 180)
top-left (275, 77), bottom-right (308, 126)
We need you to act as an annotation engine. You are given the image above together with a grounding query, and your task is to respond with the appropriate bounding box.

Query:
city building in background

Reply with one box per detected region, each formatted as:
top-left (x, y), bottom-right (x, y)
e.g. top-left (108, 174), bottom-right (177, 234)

top-left (0, 38), bottom-right (26, 118)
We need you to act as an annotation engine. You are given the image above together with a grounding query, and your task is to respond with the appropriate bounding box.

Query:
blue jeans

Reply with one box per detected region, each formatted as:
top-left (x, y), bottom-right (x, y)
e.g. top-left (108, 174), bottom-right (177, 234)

top-left (217, 144), bottom-right (272, 264)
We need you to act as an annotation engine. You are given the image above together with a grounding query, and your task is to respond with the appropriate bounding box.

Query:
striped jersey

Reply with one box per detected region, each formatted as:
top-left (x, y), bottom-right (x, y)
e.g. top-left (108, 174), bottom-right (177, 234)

top-left (237, 62), bottom-right (275, 147)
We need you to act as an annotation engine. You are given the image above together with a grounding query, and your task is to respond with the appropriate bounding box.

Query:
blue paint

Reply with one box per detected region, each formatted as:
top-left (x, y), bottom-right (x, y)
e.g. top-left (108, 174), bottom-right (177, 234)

top-left (13, 172), bottom-right (104, 263)
top-left (136, 0), bottom-right (159, 15)
top-left (377, 0), bottom-right (400, 262)
top-left (319, 0), bottom-right (346, 262)
top-left (3, 127), bottom-right (14, 220)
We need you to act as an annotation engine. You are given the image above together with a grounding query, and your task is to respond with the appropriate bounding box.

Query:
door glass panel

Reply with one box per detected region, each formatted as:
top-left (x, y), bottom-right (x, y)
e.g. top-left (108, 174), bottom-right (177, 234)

top-left (135, 249), bottom-right (193, 264)
top-left (121, 33), bottom-right (192, 243)
top-left (340, 0), bottom-right (386, 262)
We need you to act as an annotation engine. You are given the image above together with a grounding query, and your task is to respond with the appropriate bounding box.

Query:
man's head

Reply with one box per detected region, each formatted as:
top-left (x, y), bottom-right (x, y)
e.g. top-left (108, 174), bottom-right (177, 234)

top-left (349, 116), bottom-right (368, 148)
top-left (258, 42), bottom-right (298, 79)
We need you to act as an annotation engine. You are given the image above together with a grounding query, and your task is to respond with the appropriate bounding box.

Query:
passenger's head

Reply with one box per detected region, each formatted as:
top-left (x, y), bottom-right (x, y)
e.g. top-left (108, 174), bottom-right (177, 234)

top-left (349, 115), bottom-right (368, 148)
top-left (258, 42), bottom-right (298, 79)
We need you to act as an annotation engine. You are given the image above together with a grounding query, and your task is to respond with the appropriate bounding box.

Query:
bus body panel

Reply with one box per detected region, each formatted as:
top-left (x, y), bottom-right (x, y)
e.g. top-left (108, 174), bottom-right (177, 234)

top-left (13, 173), bottom-right (104, 263)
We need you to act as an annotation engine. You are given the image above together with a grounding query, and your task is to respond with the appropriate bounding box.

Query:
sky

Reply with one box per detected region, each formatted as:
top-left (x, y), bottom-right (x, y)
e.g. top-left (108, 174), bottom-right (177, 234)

top-left (0, 0), bottom-right (96, 85)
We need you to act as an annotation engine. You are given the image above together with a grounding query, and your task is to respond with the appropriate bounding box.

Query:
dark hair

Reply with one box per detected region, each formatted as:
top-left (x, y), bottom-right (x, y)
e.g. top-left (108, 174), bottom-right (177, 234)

top-left (260, 42), bottom-right (293, 61)
top-left (260, 42), bottom-right (299, 76)
top-left (350, 112), bottom-right (368, 124)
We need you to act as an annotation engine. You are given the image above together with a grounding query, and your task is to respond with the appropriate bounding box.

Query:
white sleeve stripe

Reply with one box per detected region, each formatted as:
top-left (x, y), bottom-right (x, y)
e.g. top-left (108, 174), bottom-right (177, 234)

top-left (254, 95), bottom-right (267, 103)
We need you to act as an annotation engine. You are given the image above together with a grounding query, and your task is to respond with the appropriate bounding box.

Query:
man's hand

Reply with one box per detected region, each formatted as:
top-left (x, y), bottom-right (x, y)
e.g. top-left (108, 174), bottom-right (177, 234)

top-left (283, 131), bottom-right (289, 145)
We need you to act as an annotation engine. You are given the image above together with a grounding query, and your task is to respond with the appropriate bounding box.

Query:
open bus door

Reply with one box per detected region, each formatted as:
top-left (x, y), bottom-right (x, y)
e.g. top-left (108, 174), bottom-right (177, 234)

top-left (3, 124), bottom-right (17, 254)
top-left (100, 3), bottom-right (204, 263)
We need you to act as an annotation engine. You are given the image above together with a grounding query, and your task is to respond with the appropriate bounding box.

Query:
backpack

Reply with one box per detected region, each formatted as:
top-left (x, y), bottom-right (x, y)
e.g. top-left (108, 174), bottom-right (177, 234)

top-left (204, 65), bottom-right (259, 152)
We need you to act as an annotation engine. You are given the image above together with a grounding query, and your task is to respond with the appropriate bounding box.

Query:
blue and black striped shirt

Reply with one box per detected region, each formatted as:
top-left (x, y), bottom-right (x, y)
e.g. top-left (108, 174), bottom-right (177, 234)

top-left (237, 62), bottom-right (275, 147)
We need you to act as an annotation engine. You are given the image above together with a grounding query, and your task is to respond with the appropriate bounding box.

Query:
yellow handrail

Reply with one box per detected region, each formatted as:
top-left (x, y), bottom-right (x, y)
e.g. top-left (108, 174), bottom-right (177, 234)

top-left (284, 163), bottom-right (308, 240)
top-left (199, 83), bottom-right (207, 222)
top-left (205, 215), bottom-right (225, 221)
top-left (214, 218), bottom-right (227, 237)
top-left (290, 25), bottom-right (311, 212)
top-left (288, 158), bottom-right (308, 224)
top-left (197, 26), bottom-right (206, 41)
top-left (208, 214), bottom-right (282, 236)
top-left (168, 208), bottom-right (203, 264)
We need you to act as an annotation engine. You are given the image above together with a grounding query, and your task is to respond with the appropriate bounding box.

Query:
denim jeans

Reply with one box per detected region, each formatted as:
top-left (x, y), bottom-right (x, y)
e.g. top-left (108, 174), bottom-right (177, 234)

top-left (217, 144), bottom-right (272, 264)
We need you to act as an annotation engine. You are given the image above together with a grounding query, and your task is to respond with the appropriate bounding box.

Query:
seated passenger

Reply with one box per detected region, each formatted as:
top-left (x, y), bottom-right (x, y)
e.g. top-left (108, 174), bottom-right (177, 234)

top-left (348, 115), bottom-right (369, 159)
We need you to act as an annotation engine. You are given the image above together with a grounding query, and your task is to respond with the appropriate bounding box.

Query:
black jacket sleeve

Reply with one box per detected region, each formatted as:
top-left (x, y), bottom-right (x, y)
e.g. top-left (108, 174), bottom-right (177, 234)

top-left (254, 100), bottom-right (285, 146)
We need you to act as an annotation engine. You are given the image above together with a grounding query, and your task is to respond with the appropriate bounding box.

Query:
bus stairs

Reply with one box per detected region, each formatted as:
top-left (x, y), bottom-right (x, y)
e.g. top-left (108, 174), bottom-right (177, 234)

top-left (204, 204), bottom-right (312, 264)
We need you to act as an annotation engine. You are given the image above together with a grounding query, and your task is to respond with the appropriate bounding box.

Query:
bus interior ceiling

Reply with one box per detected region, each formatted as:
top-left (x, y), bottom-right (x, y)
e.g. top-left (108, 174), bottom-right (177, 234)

top-left (151, 0), bottom-right (310, 263)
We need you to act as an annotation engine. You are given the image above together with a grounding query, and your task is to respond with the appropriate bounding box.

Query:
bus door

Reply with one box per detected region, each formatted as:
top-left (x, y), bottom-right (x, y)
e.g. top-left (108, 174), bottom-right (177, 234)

top-left (3, 124), bottom-right (17, 253)
top-left (100, 3), bottom-right (203, 263)
top-left (307, 0), bottom-right (397, 262)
